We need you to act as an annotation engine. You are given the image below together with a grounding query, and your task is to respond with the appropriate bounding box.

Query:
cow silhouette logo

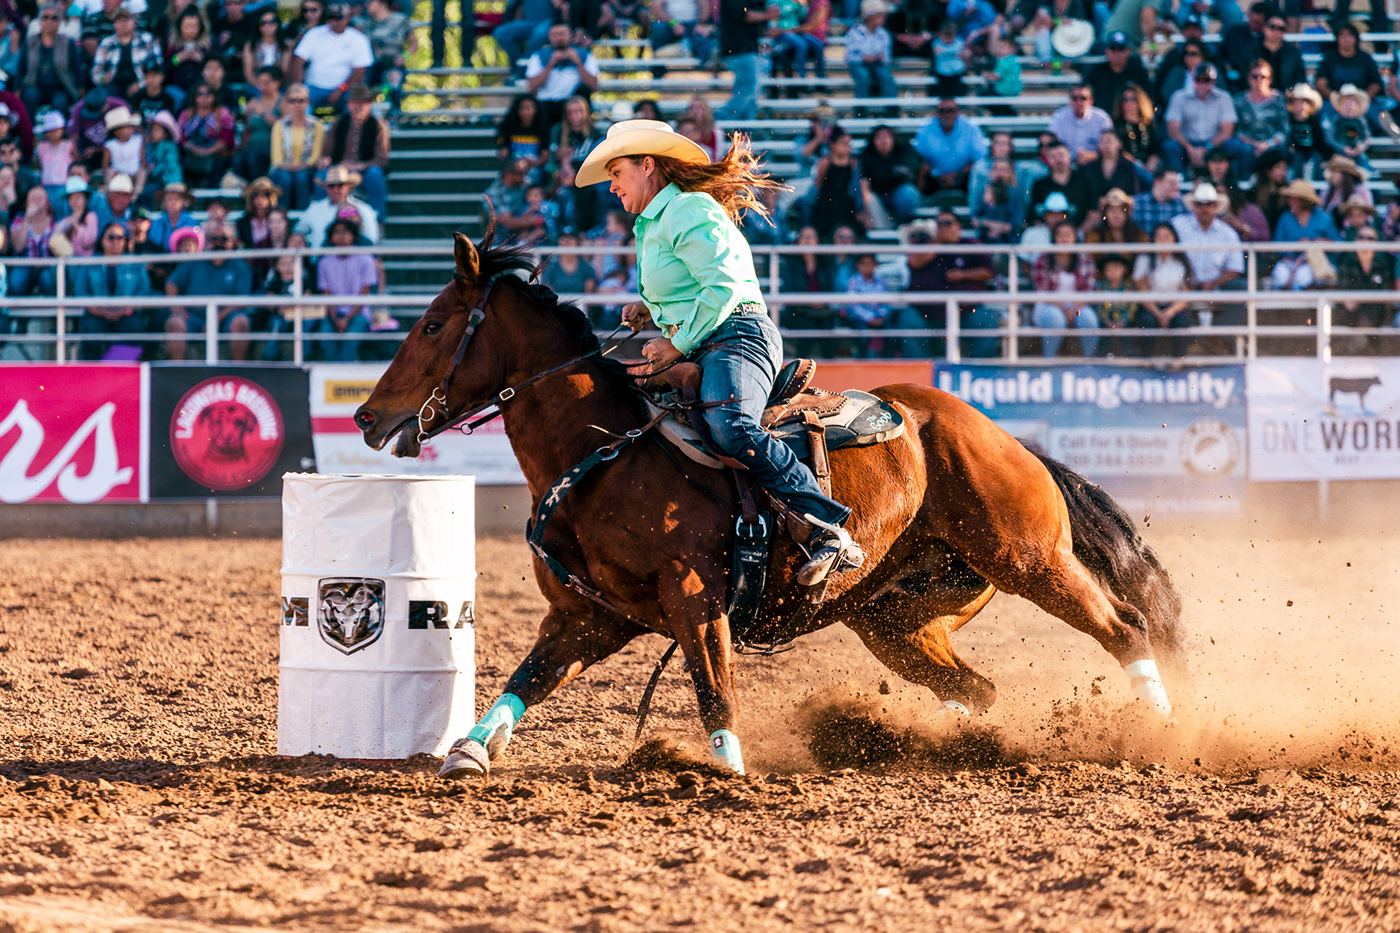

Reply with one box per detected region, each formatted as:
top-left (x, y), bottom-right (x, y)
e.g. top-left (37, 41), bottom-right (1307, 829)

top-left (170, 377), bottom-right (285, 490)
top-left (1327, 375), bottom-right (1382, 415)
top-left (317, 577), bottom-right (386, 654)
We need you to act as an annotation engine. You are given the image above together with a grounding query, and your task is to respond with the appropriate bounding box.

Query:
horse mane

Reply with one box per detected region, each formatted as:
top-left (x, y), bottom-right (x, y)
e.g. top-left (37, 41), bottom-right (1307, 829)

top-left (472, 220), bottom-right (636, 388)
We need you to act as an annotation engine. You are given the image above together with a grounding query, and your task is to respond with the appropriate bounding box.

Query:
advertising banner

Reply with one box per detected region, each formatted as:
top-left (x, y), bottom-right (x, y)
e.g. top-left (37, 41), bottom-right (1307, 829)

top-left (0, 363), bottom-right (147, 504)
top-left (1248, 359), bottom-right (1400, 481)
top-left (933, 364), bottom-right (1247, 515)
top-left (309, 364), bottom-right (526, 485)
top-left (148, 365), bottom-right (314, 499)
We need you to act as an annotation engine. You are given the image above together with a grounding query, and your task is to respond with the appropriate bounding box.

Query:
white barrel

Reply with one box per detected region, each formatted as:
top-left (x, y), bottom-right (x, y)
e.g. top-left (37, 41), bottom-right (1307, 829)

top-left (279, 473), bottom-right (476, 759)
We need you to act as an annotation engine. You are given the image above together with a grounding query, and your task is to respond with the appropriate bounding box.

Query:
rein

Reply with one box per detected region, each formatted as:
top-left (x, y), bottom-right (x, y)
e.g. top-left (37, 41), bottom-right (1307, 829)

top-left (414, 273), bottom-right (631, 444)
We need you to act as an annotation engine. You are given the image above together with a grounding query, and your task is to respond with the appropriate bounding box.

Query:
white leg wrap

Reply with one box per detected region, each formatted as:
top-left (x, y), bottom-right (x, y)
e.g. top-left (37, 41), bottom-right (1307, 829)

top-left (1123, 659), bottom-right (1172, 718)
top-left (935, 700), bottom-right (972, 718)
top-left (709, 729), bottom-right (746, 774)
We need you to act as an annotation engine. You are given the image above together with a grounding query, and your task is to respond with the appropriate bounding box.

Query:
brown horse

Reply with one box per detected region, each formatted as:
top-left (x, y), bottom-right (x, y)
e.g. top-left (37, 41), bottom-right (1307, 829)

top-left (354, 231), bottom-right (1186, 779)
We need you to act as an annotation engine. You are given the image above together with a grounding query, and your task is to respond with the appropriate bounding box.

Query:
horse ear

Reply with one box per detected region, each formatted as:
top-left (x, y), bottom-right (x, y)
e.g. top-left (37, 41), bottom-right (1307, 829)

top-left (454, 232), bottom-right (480, 282)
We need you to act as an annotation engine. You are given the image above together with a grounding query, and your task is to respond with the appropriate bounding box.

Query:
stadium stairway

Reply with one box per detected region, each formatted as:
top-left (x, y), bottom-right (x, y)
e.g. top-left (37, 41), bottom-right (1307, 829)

top-left (384, 124), bottom-right (498, 293)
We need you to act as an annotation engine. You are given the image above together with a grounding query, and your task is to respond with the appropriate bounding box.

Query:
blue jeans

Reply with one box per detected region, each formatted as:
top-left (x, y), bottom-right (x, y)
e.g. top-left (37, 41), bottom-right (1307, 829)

top-left (1033, 302), bottom-right (1099, 357)
top-left (650, 21), bottom-right (713, 62)
top-left (847, 59), bottom-right (897, 107)
top-left (307, 84), bottom-right (347, 113)
top-left (693, 312), bottom-right (850, 528)
top-left (493, 18), bottom-right (552, 70)
top-left (1162, 137), bottom-right (1252, 177)
top-left (8, 265), bottom-right (57, 297)
top-left (772, 33), bottom-right (826, 77)
top-left (270, 167), bottom-right (315, 211)
top-left (313, 313), bottom-right (370, 361)
top-left (716, 53), bottom-right (761, 122)
top-left (878, 182), bottom-right (921, 225)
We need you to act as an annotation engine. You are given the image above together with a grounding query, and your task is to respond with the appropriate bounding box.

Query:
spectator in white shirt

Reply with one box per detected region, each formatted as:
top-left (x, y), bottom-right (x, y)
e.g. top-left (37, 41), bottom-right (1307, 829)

top-left (524, 23), bottom-right (600, 129)
top-left (1170, 181), bottom-right (1246, 331)
top-left (291, 2), bottom-right (374, 112)
top-left (296, 164), bottom-right (381, 246)
top-left (1046, 85), bottom-right (1114, 165)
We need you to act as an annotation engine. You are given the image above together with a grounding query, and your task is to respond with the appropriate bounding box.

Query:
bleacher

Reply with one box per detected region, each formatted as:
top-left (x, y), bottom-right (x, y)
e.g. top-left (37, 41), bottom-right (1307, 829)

top-left (357, 21), bottom-right (1400, 291)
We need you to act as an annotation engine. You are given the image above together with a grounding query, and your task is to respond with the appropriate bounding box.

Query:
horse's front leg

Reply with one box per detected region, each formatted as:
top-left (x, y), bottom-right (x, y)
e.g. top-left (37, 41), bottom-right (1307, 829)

top-left (665, 575), bottom-right (744, 774)
top-left (440, 606), bottom-right (644, 780)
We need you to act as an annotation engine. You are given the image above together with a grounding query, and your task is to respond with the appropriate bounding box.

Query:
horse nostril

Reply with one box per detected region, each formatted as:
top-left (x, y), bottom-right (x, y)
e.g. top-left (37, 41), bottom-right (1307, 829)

top-left (354, 409), bottom-right (375, 429)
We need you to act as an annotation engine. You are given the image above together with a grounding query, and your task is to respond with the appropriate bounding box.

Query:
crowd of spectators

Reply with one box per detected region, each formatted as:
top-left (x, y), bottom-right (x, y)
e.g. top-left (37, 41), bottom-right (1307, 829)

top-left (0, 0), bottom-right (414, 360)
top-left (495, 0), bottom-right (1400, 358)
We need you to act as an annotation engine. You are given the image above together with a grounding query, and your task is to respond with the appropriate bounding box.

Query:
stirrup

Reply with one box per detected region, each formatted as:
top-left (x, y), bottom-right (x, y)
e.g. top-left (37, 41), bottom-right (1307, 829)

top-left (796, 513), bottom-right (865, 586)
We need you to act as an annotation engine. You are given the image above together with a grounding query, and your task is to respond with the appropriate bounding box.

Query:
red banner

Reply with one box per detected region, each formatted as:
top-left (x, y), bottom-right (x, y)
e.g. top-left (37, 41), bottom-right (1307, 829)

top-left (0, 364), bottom-right (147, 504)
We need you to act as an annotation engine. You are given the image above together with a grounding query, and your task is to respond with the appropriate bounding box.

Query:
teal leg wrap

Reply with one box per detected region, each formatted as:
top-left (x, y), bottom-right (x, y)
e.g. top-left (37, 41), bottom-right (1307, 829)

top-left (467, 693), bottom-right (526, 757)
top-left (709, 729), bottom-right (745, 774)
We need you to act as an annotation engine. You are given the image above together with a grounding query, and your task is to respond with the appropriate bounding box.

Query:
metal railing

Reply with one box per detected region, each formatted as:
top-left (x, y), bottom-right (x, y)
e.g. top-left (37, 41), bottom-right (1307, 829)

top-left (4, 240), bottom-right (1399, 364)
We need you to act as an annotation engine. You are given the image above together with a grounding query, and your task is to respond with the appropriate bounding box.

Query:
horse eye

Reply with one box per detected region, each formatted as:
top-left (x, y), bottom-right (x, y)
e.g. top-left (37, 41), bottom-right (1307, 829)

top-left (423, 320), bottom-right (443, 336)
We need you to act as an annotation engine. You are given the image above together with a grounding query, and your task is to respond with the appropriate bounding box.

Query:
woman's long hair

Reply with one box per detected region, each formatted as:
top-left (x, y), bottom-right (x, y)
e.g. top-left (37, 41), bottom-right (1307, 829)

top-left (557, 95), bottom-right (595, 151)
top-left (646, 132), bottom-right (785, 223)
top-left (1112, 83), bottom-right (1154, 124)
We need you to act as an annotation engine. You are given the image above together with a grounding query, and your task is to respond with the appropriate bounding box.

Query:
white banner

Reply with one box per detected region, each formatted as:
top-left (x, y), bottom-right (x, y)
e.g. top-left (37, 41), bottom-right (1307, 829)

top-left (1247, 359), bottom-right (1400, 481)
top-left (308, 364), bottom-right (526, 485)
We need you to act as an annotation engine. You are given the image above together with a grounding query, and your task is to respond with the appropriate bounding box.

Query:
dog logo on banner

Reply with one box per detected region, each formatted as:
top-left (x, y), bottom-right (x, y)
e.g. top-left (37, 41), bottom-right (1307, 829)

top-left (317, 577), bottom-right (386, 654)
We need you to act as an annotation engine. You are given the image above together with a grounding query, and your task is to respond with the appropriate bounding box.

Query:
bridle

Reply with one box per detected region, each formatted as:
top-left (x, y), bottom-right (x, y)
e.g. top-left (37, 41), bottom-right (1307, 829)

top-left (414, 272), bottom-right (630, 444)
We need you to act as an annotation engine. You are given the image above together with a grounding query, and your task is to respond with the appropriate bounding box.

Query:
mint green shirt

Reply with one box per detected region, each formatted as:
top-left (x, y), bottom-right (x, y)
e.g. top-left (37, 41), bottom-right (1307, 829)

top-left (633, 183), bottom-right (766, 355)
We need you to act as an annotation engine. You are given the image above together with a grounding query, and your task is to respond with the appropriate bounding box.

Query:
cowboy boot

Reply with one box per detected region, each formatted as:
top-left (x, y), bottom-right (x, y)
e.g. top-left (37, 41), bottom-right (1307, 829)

top-left (796, 513), bottom-right (865, 586)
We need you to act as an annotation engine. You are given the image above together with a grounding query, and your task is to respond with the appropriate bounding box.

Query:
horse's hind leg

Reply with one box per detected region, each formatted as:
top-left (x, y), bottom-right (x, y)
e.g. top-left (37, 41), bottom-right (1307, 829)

top-left (439, 607), bottom-right (646, 780)
top-left (984, 550), bottom-right (1173, 717)
top-left (845, 583), bottom-right (998, 716)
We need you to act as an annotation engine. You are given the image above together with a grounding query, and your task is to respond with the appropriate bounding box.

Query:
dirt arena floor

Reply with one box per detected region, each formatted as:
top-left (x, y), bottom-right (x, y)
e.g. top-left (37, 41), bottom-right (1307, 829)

top-left (2, 502), bottom-right (1399, 932)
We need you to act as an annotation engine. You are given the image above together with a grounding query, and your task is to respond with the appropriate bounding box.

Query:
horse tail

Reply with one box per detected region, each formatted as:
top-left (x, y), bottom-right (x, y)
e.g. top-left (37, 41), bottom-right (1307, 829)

top-left (1027, 446), bottom-right (1189, 684)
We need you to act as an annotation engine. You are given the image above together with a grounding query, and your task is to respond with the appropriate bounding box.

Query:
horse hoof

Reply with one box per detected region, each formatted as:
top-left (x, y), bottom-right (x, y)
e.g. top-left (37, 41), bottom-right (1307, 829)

top-left (439, 739), bottom-right (490, 780)
top-left (934, 700), bottom-right (972, 719)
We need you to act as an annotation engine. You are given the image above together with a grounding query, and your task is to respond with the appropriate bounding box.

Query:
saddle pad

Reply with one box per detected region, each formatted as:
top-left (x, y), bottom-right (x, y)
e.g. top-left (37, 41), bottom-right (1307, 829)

top-left (650, 389), bottom-right (906, 470)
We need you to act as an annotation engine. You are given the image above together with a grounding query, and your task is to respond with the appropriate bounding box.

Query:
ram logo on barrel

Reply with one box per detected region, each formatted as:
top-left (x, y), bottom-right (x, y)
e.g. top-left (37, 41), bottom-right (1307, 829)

top-left (317, 578), bottom-right (386, 654)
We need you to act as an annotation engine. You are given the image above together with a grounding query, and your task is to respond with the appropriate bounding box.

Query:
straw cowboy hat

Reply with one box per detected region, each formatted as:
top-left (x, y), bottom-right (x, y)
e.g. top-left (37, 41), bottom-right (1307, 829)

top-left (105, 173), bottom-right (134, 195)
top-left (1330, 82), bottom-right (1371, 112)
top-left (1051, 19), bottom-right (1095, 58)
top-left (103, 106), bottom-right (140, 132)
top-left (318, 164), bottom-right (363, 188)
top-left (1287, 84), bottom-right (1323, 113)
top-left (1339, 195), bottom-right (1377, 216)
top-left (40, 110), bottom-right (66, 134)
top-left (1325, 154), bottom-right (1369, 181)
top-left (1099, 188), bottom-right (1134, 211)
top-left (161, 182), bottom-right (194, 205)
top-left (243, 176), bottom-right (283, 205)
top-left (860, 0), bottom-right (890, 17)
top-left (576, 119), bottom-right (710, 187)
top-left (897, 218), bottom-right (940, 243)
top-left (1183, 182), bottom-right (1226, 210)
top-left (1278, 178), bottom-right (1321, 205)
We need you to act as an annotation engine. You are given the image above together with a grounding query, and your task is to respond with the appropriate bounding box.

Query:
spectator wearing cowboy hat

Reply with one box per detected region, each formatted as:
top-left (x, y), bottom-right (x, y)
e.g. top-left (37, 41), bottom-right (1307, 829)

top-left (1271, 178), bottom-right (1336, 290)
top-left (1320, 154), bottom-right (1371, 216)
top-left (149, 182), bottom-right (196, 251)
top-left (1327, 84), bottom-right (1372, 168)
top-left (93, 172), bottom-right (137, 231)
top-left (1284, 84), bottom-right (1334, 177)
top-left (101, 107), bottom-right (146, 193)
top-left (36, 110), bottom-right (77, 213)
top-left (1172, 181), bottom-right (1246, 330)
top-left (320, 84), bottom-right (391, 219)
top-left (237, 176), bottom-right (283, 282)
top-left (290, 1), bottom-right (373, 112)
top-left (55, 176), bottom-right (101, 256)
top-left (843, 0), bottom-right (896, 117)
top-left (91, 4), bottom-right (162, 98)
top-left (296, 163), bottom-right (379, 247)
top-left (1336, 196), bottom-right (1378, 241)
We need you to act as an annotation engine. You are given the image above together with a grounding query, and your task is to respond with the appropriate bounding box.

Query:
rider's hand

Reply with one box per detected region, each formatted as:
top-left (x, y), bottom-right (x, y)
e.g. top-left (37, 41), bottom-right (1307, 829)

top-left (620, 301), bottom-right (653, 332)
top-left (641, 337), bottom-right (684, 373)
